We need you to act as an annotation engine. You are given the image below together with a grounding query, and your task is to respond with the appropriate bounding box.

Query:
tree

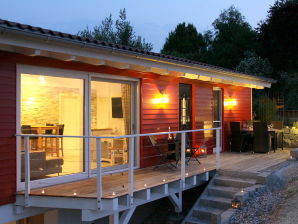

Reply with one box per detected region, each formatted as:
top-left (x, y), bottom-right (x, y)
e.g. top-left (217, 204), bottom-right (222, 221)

top-left (160, 23), bottom-right (207, 61)
top-left (78, 9), bottom-right (153, 51)
top-left (207, 6), bottom-right (258, 69)
top-left (258, 0), bottom-right (298, 71)
top-left (253, 95), bottom-right (278, 122)
top-left (236, 51), bottom-right (273, 77)
top-left (279, 71), bottom-right (298, 109)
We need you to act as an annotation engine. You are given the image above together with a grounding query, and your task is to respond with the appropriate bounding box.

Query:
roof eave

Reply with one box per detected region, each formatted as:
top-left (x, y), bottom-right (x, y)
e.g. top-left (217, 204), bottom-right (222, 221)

top-left (0, 25), bottom-right (274, 88)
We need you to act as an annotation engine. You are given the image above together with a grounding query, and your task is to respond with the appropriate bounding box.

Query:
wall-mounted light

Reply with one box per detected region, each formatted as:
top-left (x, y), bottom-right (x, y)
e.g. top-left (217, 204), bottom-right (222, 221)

top-left (153, 93), bottom-right (169, 104)
top-left (224, 98), bottom-right (237, 109)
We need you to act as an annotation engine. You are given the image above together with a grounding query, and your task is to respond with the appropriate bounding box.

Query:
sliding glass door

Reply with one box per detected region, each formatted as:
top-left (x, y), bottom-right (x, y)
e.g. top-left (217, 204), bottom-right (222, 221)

top-left (90, 78), bottom-right (134, 170)
top-left (18, 66), bottom-right (138, 189)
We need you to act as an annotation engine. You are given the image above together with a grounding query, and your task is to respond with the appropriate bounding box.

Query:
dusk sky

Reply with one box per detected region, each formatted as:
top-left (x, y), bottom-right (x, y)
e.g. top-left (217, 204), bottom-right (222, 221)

top-left (0, 0), bottom-right (276, 51)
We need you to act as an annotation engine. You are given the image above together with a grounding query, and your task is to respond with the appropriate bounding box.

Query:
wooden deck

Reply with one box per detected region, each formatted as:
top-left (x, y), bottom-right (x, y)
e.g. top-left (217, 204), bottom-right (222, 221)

top-left (21, 149), bottom-right (291, 199)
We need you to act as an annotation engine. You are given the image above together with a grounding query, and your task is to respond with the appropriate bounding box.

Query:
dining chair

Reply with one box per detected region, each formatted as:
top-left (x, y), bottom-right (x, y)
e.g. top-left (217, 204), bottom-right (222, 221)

top-left (56, 124), bottom-right (65, 157)
top-left (44, 124), bottom-right (55, 156)
top-left (21, 125), bottom-right (38, 150)
top-left (253, 122), bottom-right (272, 153)
top-left (175, 133), bottom-right (201, 165)
top-left (230, 122), bottom-right (250, 152)
top-left (148, 135), bottom-right (178, 169)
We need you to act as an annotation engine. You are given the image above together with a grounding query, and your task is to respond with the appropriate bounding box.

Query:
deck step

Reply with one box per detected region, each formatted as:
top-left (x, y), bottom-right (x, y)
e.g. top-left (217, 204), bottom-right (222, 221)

top-left (218, 170), bottom-right (259, 180)
top-left (184, 217), bottom-right (209, 224)
top-left (200, 195), bottom-right (232, 210)
top-left (207, 185), bottom-right (240, 198)
top-left (192, 206), bottom-right (225, 222)
top-left (214, 176), bottom-right (256, 188)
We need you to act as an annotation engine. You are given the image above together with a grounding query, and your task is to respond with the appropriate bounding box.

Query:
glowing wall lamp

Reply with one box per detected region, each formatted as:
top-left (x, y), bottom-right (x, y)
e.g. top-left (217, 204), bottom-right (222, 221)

top-left (224, 98), bottom-right (237, 109)
top-left (153, 93), bottom-right (169, 104)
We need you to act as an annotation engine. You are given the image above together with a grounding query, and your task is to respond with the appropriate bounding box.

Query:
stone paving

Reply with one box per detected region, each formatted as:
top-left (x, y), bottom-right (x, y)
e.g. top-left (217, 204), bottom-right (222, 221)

top-left (283, 127), bottom-right (298, 148)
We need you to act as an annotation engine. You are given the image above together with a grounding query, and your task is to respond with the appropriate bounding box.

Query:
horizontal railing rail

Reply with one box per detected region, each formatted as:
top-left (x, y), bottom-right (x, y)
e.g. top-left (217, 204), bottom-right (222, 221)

top-left (16, 127), bottom-right (222, 209)
top-left (16, 127), bottom-right (221, 139)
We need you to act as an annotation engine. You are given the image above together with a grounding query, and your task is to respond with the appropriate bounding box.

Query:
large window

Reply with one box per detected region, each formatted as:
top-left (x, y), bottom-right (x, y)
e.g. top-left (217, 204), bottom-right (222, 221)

top-left (18, 67), bottom-right (137, 187)
top-left (90, 80), bottom-right (132, 169)
top-left (20, 73), bottom-right (84, 180)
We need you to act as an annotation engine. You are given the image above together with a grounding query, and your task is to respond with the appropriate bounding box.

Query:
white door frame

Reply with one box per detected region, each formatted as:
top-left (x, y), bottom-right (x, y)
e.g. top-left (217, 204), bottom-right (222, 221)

top-left (213, 87), bottom-right (223, 152)
top-left (89, 74), bottom-right (140, 174)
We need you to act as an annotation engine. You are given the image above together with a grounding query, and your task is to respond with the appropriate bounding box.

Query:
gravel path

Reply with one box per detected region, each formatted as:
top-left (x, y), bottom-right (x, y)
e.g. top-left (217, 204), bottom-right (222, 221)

top-left (272, 192), bottom-right (298, 224)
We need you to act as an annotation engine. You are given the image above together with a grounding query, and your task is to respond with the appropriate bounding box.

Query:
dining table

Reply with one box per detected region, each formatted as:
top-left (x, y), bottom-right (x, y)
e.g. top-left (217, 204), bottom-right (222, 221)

top-left (31, 126), bottom-right (60, 157)
top-left (241, 127), bottom-right (284, 152)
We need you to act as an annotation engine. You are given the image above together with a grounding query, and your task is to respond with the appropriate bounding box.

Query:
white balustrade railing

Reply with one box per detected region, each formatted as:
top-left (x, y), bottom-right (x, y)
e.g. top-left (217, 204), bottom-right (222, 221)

top-left (16, 127), bottom-right (221, 209)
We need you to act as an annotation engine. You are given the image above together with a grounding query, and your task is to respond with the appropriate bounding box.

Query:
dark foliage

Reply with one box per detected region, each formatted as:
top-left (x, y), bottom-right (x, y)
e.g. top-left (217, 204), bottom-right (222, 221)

top-left (208, 6), bottom-right (258, 69)
top-left (78, 9), bottom-right (153, 51)
top-left (161, 23), bottom-right (207, 61)
top-left (258, 0), bottom-right (298, 71)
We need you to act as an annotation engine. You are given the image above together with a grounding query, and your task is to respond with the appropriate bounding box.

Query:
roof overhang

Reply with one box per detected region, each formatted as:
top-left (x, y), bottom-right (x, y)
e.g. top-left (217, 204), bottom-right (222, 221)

top-left (0, 26), bottom-right (274, 89)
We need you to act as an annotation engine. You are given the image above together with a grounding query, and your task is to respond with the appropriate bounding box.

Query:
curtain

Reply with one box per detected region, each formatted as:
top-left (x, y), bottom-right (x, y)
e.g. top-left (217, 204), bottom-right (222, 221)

top-left (121, 84), bottom-right (131, 156)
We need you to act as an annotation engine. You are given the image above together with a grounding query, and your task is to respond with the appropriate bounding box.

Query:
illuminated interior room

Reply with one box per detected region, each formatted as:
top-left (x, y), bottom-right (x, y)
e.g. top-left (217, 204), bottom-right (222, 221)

top-left (20, 73), bottom-right (84, 178)
top-left (90, 80), bottom-right (131, 169)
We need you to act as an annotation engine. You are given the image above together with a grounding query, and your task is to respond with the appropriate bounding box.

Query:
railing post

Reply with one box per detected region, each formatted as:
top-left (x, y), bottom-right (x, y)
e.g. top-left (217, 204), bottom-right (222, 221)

top-left (128, 137), bottom-right (134, 206)
top-left (181, 132), bottom-right (186, 189)
top-left (216, 129), bottom-right (221, 169)
top-left (24, 136), bottom-right (30, 207)
top-left (96, 138), bottom-right (102, 210)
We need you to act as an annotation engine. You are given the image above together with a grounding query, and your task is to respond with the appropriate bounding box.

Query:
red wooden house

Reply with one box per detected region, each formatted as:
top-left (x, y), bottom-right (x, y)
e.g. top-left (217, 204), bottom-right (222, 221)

top-left (0, 19), bottom-right (274, 224)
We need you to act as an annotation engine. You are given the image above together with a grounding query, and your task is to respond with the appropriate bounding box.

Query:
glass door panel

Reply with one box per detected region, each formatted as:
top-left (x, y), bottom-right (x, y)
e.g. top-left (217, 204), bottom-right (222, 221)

top-left (91, 80), bottom-right (132, 169)
top-left (213, 88), bottom-right (222, 150)
top-left (20, 74), bottom-right (84, 181)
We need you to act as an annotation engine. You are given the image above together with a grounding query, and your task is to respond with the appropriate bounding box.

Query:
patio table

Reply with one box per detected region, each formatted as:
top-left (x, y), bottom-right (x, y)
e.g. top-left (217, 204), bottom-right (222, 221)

top-left (241, 127), bottom-right (284, 152)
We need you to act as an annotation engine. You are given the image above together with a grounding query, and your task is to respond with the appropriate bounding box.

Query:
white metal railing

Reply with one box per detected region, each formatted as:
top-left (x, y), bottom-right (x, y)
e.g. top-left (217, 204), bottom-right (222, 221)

top-left (16, 127), bottom-right (222, 209)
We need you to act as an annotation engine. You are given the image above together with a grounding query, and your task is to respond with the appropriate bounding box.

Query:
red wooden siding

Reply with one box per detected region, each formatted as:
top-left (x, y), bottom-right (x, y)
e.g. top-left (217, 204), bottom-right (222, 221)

top-left (0, 50), bottom-right (253, 205)
top-left (140, 77), bottom-right (179, 167)
top-left (222, 86), bottom-right (252, 152)
top-left (192, 84), bottom-right (214, 153)
top-left (0, 51), bottom-right (148, 205)
top-left (0, 57), bottom-right (16, 205)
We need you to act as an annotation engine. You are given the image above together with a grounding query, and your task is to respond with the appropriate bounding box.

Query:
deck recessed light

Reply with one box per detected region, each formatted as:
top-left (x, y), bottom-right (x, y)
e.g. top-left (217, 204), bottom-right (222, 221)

top-left (41, 189), bottom-right (45, 194)
top-left (186, 173), bottom-right (189, 177)
top-left (112, 192), bottom-right (116, 196)
top-left (144, 184), bottom-right (147, 187)
top-left (73, 191), bottom-right (77, 196)
top-left (163, 178), bottom-right (166, 182)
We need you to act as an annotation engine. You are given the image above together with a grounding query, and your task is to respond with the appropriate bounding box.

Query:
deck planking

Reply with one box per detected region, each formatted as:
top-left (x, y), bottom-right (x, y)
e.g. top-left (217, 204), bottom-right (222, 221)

top-left (19, 149), bottom-right (291, 199)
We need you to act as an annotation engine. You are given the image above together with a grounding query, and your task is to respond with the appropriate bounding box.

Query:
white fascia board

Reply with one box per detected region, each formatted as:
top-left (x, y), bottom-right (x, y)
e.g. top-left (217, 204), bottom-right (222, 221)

top-left (0, 32), bottom-right (271, 88)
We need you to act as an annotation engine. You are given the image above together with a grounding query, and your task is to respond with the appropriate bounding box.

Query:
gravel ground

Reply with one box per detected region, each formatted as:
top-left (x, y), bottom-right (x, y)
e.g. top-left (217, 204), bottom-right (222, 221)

top-left (230, 188), bottom-right (286, 224)
top-left (230, 162), bottom-right (298, 224)
top-left (268, 163), bottom-right (298, 224)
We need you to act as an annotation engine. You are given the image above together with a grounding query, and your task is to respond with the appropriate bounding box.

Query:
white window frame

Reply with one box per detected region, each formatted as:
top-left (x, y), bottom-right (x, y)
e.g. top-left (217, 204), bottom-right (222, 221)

top-left (213, 87), bottom-right (223, 152)
top-left (88, 74), bottom-right (140, 174)
top-left (16, 64), bottom-right (140, 191)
